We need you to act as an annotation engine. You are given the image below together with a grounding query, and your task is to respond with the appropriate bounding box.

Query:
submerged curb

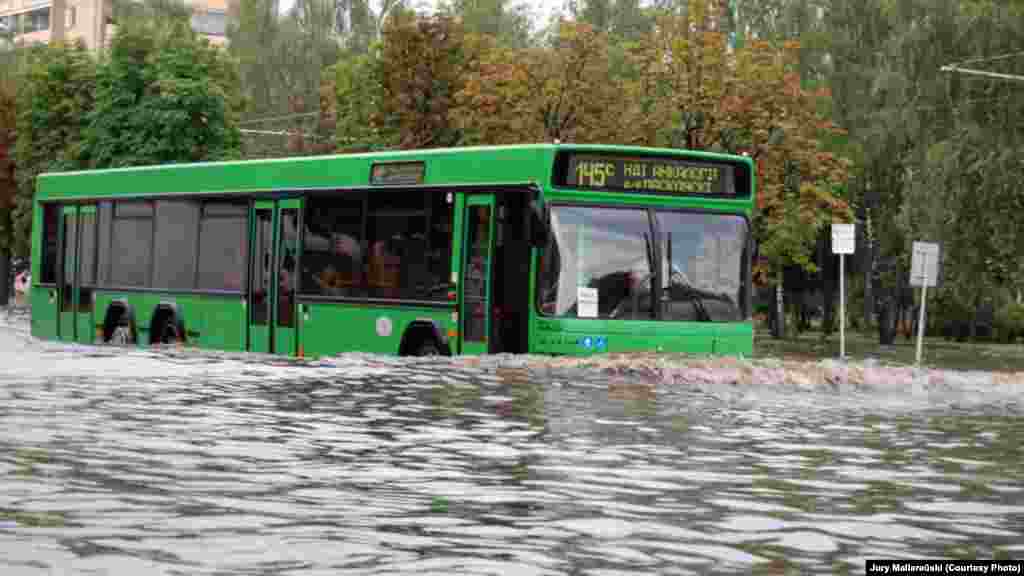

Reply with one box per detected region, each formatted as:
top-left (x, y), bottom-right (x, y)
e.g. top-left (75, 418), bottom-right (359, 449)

top-left (446, 353), bottom-right (1024, 390)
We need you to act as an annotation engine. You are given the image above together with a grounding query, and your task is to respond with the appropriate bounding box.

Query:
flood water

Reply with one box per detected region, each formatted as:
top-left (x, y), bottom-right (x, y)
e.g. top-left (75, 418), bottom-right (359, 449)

top-left (1, 310), bottom-right (1023, 575)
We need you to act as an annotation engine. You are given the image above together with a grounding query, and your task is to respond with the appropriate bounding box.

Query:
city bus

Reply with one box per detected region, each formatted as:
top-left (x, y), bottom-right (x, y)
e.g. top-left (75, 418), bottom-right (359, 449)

top-left (29, 144), bottom-right (756, 358)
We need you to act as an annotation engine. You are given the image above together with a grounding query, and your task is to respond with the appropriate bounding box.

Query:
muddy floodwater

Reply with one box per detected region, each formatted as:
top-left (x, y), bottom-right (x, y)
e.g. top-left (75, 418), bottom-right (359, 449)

top-left (1, 310), bottom-right (1023, 575)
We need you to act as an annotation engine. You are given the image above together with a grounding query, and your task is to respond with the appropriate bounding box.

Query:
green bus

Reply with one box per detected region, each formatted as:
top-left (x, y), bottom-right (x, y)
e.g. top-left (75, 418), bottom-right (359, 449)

top-left (29, 144), bottom-right (755, 358)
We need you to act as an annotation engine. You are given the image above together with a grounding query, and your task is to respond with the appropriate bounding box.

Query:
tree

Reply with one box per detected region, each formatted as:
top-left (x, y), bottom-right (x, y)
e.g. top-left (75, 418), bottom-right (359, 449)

top-left (13, 41), bottom-right (95, 257)
top-left (452, 20), bottom-right (625, 145)
top-left (439, 0), bottom-right (533, 48)
top-left (229, 0), bottom-right (342, 158)
top-left (891, 0), bottom-right (1024, 339)
top-left (332, 47), bottom-right (394, 151)
top-left (821, 0), bottom-right (1024, 341)
top-left (376, 14), bottom-right (472, 148)
top-left (621, 3), bottom-right (852, 337)
top-left (81, 10), bottom-right (243, 168)
top-left (0, 45), bottom-right (22, 303)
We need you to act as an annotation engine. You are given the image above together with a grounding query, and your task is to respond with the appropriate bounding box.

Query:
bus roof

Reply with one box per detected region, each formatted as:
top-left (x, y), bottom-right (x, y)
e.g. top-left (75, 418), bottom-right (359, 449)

top-left (36, 143), bottom-right (753, 202)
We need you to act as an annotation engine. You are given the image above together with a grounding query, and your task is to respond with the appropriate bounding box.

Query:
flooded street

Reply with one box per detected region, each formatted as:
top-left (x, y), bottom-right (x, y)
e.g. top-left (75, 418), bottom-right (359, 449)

top-left (1, 311), bottom-right (1023, 575)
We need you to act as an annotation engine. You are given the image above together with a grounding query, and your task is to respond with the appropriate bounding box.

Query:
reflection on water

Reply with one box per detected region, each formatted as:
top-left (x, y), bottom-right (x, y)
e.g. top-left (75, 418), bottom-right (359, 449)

top-left (0, 329), bottom-right (1022, 574)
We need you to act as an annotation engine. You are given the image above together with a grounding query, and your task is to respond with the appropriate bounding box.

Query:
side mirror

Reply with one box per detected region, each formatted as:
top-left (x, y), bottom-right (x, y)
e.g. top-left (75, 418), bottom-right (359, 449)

top-left (529, 199), bottom-right (549, 248)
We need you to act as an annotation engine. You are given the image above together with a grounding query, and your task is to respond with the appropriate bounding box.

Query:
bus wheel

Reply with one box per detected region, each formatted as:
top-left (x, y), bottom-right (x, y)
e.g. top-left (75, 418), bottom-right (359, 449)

top-left (109, 321), bottom-right (134, 346)
top-left (413, 338), bottom-right (441, 357)
top-left (159, 318), bottom-right (182, 345)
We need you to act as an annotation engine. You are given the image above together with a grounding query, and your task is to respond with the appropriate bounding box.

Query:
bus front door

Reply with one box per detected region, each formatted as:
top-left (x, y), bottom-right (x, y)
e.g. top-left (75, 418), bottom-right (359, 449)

top-left (460, 195), bottom-right (496, 355)
top-left (248, 199), bottom-right (301, 355)
top-left (57, 205), bottom-right (97, 344)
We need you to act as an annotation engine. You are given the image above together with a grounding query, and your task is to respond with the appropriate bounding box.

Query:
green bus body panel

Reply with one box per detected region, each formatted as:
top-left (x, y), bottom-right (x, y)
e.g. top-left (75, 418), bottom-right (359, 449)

top-left (30, 286), bottom-right (58, 340)
top-left (298, 303), bottom-right (455, 359)
top-left (30, 144), bottom-right (756, 358)
top-left (36, 146), bottom-right (549, 201)
top-left (530, 318), bottom-right (753, 356)
top-left (35, 144), bottom-right (754, 207)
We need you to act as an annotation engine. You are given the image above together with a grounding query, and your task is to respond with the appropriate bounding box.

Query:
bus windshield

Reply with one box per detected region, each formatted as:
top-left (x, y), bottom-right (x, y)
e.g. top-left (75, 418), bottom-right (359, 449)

top-left (538, 205), bottom-right (747, 322)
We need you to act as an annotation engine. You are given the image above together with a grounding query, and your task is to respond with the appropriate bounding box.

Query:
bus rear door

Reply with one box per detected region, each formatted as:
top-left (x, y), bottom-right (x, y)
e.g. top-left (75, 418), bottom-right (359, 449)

top-left (57, 204), bottom-right (97, 344)
top-left (459, 194), bottom-right (496, 355)
top-left (248, 198), bottom-right (301, 355)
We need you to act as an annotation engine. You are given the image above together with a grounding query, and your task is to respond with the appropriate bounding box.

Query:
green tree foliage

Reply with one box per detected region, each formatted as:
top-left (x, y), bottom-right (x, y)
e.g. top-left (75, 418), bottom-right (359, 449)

top-left (228, 0), bottom-right (341, 157)
top-left (438, 0), bottom-right (532, 48)
top-left (452, 20), bottom-right (623, 144)
top-left (622, 3), bottom-right (851, 282)
top-left (822, 0), bottom-right (1024, 337)
top-left (12, 42), bottom-right (94, 257)
top-left (892, 0), bottom-right (1024, 322)
top-left (376, 14), bottom-right (471, 148)
top-left (332, 49), bottom-right (394, 151)
top-left (569, 0), bottom-right (650, 40)
top-left (82, 12), bottom-right (243, 168)
top-left (0, 46), bottom-right (22, 257)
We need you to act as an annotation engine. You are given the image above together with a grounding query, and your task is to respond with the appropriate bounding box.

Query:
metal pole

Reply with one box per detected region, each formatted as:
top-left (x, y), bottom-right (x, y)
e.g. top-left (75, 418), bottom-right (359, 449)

top-left (915, 252), bottom-right (929, 366)
top-left (839, 254), bottom-right (845, 359)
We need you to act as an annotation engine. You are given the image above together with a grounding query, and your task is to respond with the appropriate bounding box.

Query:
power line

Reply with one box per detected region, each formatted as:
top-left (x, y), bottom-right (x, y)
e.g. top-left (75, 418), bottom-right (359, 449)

top-left (940, 65), bottom-right (1024, 83)
top-left (240, 128), bottom-right (324, 139)
top-left (943, 50), bottom-right (1024, 69)
top-left (238, 111), bottom-right (321, 126)
top-left (857, 95), bottom-right (1016, 119)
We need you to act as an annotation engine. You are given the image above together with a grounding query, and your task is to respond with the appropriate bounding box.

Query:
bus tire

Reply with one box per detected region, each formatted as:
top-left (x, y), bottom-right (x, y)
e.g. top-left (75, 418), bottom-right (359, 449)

top-left (103, 302), bottom-right (137, 346)
top-left (150, 304), bottom-right (185, 346)
top-left (413, 338), bottom-right (441, 357)
top-left (399, 321), bottom-right (451, 356)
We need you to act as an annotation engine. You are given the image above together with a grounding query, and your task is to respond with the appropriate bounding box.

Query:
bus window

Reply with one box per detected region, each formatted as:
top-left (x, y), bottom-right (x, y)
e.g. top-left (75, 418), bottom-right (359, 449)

top-left (538, 206), bottom-right (653, 319)
top-left (196, 201), bottom-right (248, 292)
top-left (109, 201), bottom-right (154, 288)
top-left (302, 194), bottom-right (365, 297)
top-left (277, 209), bottom-right (298, 327)
top-left (41, 204), bottom-right (60, 285)
top-left (366, 190), bottom-right (453, 301)
top-left (656, 211), bottom-right (747, 322)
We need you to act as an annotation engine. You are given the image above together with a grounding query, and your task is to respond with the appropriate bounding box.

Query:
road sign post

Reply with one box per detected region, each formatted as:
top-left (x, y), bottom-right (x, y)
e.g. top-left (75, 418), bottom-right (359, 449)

top-left (910, 242), bottom-right (940, 366)
top-left (831, 224), bottom-right (855, 359)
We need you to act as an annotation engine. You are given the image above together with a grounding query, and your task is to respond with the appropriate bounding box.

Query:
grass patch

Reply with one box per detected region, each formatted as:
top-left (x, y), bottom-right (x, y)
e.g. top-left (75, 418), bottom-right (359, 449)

top-left (755, 330), bottom-right (1024, 373)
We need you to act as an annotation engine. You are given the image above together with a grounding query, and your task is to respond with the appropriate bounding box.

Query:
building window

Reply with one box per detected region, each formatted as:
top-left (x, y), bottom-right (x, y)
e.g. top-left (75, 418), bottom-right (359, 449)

top-left (67, 6), bottom-right (75, 29)
top-left (22, 7), bottom-right (50, 34)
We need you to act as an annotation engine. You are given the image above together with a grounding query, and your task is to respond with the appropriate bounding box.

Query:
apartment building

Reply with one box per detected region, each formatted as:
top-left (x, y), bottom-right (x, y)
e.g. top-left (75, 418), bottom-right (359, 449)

top-left (0, 0), bottom-right (229, 49)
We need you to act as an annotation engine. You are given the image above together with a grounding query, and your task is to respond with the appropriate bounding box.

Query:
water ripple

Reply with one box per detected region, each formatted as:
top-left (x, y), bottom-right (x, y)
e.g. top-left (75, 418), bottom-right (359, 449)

top-left (1, 323), bottom-right (1022, 574)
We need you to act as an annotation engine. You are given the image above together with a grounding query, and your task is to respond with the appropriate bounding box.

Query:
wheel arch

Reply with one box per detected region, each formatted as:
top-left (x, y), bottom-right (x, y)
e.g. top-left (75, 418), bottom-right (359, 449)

top-left (149, 302), bottom-right (186, 345)
top-left (398, 320), bottom-right (452, 356)
top-left (102, 300), bottom-right (137, 343)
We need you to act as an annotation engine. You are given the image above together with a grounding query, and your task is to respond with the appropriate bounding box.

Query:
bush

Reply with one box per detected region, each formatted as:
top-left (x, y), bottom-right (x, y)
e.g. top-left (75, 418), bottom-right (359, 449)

top-left (994, 303), bottom-right (1024, 344)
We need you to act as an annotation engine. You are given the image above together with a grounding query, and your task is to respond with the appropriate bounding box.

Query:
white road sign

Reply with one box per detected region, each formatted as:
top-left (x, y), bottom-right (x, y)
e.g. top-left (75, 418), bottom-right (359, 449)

top-left (831, 223), bottom-right (855, 255)
top-left (910, 242), bottom-right (940, 287)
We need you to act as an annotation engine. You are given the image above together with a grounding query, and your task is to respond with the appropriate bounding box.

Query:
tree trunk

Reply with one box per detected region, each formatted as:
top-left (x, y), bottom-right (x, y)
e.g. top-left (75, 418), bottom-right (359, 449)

top-left (773, 273), bottom-right (785, 339)
top-left (863, 231), bottom-right (874, 330)
top-left (821, 232), bottom-right (835, 335)
top-left (878, 290), bottom-right (896, 345)
top-left (969, 293), bottom-right (980, 342)
top-left (0, 250), bottom-right (8, 307)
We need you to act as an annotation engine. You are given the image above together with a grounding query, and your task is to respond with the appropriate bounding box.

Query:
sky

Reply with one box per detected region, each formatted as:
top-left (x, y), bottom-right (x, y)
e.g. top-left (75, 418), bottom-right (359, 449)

top-left (277, 0), bottom-right (569, 31)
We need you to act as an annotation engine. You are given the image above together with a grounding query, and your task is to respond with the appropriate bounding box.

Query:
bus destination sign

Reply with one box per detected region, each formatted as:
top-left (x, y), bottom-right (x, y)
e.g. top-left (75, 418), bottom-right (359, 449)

top-left (564, 154), bottom-right (739, 197)
top-left (370, 161), bottom-right (425, 186)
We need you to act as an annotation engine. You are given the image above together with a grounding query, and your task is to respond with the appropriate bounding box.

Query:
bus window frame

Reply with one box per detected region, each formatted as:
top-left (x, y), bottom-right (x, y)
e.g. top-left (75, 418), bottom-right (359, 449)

top-left (33, 184), bottom-right (540, 301)
top-left (535, 201), bottom-right (752, 322)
